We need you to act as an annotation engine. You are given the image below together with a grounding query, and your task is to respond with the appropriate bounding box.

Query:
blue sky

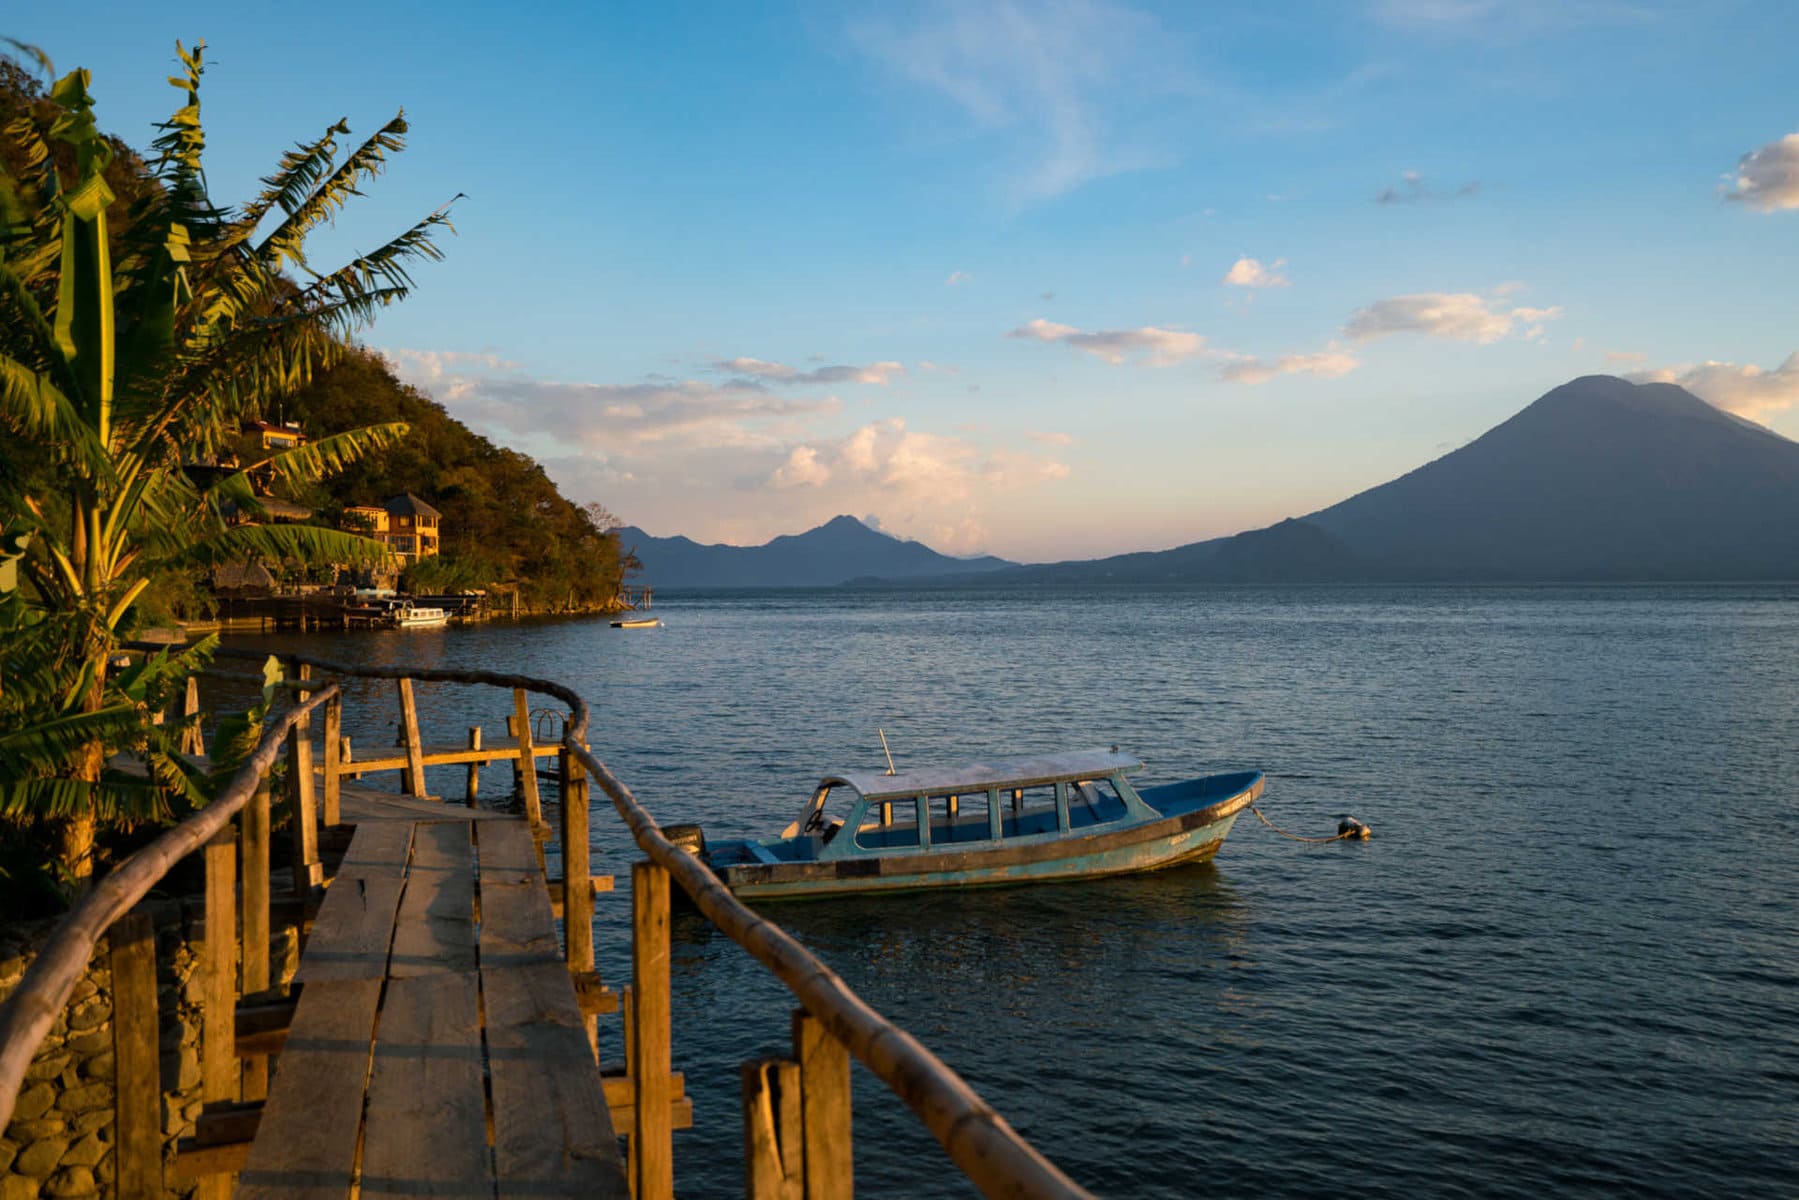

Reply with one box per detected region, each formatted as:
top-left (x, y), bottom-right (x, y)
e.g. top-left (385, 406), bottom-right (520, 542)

top-left (17, 1), bottom-right (1799, 560)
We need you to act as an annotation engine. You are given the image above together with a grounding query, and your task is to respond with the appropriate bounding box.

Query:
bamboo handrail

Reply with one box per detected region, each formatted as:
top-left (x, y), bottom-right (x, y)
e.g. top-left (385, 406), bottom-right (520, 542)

top-left (109, 644), bottom-right (1097, 1199)
top-left (0, 683), bottom-right (338, 1132)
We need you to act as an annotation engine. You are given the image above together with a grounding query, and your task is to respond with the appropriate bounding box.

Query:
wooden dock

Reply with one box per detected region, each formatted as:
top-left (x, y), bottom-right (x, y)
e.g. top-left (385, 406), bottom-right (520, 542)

top-left (0, 653), bottom-right (1094, 1200)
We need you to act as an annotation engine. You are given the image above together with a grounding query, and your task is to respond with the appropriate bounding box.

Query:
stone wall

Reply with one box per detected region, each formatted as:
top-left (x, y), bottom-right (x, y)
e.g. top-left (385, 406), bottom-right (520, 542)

top-left (0, 901), bottom-right (299, 1200)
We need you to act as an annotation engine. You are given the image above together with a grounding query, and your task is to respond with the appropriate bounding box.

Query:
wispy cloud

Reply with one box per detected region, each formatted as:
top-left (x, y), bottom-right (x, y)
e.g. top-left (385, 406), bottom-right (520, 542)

top-left (1221, 256), bottom-right (1290, 288)
top-left (1219, 349), bottom-right (1360, 385)
top-left (713, 357), bottom-right (906, 386)
top-left (1007, 317), bottom-right (1206, 365)
top-left (1375, 169), bottom-right (1482, 204)
top-left (1344, 291), bottom-right (1563, 343)
top-left (1723, 133), bottom-right (1799, 212)
top-left (1628, 355), bottom-right (1799, 422)
top-left (945, 269), bottom-right (972, 286)
top-left (846, 0), bottom-right (1172, 202)
top-left (1026, 429), bottom-right (1077, 445)
top-left (1369, 0), bottom-right (1658, 40)
top-left (1604, 349), bottom-right (1648, 364)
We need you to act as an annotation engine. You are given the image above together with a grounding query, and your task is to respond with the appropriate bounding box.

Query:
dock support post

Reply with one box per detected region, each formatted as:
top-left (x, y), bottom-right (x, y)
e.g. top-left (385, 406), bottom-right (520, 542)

top-left (512, 689), bottom-right (542, 828)
top-left (560, 746), bottom-right (595, 1053)
top-left (196, 829), bottom-right (238, 1198)
top-left (181, 674), bottom-right (205, 756)
top-left (240, 779), bottom-right (271, 1101)
top-left (792, 1010), bottom-right (853, 1198)
top-left (466, 726), bottom-right (483, 807)
top-left (398, 676), bottom-right (427, 796)
top-left (110, 910), bottom-right (163, 1199)
top-left (631, 861), bottom-right (673, 1199)
top-left (742, 1059), bottom-right (804, 1200)
top-left (322, 693), bottom-right (343, 826)
top-left (288, 663), bottom-right (319, 896)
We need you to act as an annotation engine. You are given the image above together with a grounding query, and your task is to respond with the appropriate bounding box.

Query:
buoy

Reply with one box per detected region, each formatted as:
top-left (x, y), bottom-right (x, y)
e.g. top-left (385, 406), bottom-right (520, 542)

top-left (1337, 816), bottom-right (1371, 840)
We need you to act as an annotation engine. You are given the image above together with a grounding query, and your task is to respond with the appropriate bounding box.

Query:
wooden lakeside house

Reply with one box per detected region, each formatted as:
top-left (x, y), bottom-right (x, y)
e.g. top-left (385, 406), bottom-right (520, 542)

top-left (347, 493), bottom-right (443, 565)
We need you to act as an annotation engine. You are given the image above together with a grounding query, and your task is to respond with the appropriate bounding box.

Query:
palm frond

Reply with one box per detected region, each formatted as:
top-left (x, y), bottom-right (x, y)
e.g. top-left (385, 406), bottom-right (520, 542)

top-left (254, 112), bottom-right (409, 275)
top-left (166, 522), bottom-right (395, 570)
top-left (241, 422), bottom-right (410, 491)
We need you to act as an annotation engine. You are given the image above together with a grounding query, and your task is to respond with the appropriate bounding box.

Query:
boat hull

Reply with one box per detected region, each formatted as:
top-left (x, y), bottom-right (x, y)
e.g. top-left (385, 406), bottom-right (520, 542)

top-left (715, 774), bottom-right (1260, 899)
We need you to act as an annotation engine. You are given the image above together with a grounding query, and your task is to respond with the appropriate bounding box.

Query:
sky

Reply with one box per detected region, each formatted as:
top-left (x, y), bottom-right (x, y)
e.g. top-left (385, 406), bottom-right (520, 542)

top-left (15, 1), bottom-right (1799, 561)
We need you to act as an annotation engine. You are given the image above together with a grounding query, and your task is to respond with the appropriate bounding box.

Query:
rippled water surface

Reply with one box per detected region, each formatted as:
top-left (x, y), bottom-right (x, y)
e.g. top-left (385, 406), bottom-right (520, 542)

top-left (236, 585), bottom-right (1799, 1198)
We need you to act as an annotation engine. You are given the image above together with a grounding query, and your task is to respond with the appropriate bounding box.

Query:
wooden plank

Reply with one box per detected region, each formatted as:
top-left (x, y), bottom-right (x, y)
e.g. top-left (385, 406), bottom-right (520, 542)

top-left (793, 1009), bottom-right (854, 1199)
top-left (296, 823), bottom-right (411, 985)
top-left (388, 821), bottom-right (476, 978)
top-left (359, 972), bottom-right (493, 1197)
top-left (482, 962), bottom-right (629, 1199)
top-left (335, 789), bottom-right (501, 825)
top-left (199, 829), bottom-right (238, 1200)
top-left (110, 910), bottom-right (163, 1199)
top-left (465, 726), bottom-right (482, 806)
top-left (398, 677), bottom-right (427, 796)
top-left (288, 663), bottom-right (320, 898)
top-left (475, 820), bottom-right (559, 970)
top-left (334, 740), bottom-right (561, 773)
top-left (234, 976), bottom-right (384, 1200)
top-left (241, 778), bottom-right (272, 1101)
top-left (742, 1059), bottom-right (803, 1200)
top-left (512, 689), bottom-right (542, 827)
top-left (321, 692), bottom-right (342, 827)
top-left (631, 861), bottom-right (674, 1199)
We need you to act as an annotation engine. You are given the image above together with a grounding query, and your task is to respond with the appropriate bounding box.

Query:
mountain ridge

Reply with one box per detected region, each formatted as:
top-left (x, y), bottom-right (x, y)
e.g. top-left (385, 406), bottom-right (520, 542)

top-left (617, 514), bottom-right (1014, 588)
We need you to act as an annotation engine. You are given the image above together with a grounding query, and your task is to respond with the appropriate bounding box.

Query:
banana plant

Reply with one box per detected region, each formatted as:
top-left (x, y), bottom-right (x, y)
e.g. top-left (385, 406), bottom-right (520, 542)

top-left (0, 43), bottom-right (455, 889)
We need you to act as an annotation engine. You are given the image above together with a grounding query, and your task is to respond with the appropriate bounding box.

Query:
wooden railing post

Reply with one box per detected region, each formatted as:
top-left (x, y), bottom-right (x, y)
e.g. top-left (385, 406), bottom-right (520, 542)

top-left (466, 726), bottom-right (483, 807)
top-left (181, 673), bottom-right (205, 756)
top-left (197, 828), bottom-right (238, 1199)
top-left (397, 676), bottom-right (427, 796)
top-left (560, 746), bottom-right (595, 1053)
top-left (792, 1009), bottom-right (853, 1198)
top-left (512, 689), bottom-right (542, 827)
top-left (240, 778), bottom-right (271, 1101)
top-left (288, 662), bottom-right (320, 897)
top-left (322, 692), bottom-right (343, 826)
top-left (742, 1058), bottom-right (804, 1200)
top-left (109, 910), bottom-right (162, 1198)
top-left (630, 861), bottom-right (673, 1199)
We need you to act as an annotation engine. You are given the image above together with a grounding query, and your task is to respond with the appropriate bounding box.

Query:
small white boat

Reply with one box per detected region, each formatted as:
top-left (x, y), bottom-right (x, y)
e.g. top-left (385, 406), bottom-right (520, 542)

top-left (394, 604), bottom-right (449, 628)
top-left (693, 749), bottom-right (1263, 899)
top-left (611, 616), bottom-right (661, 628)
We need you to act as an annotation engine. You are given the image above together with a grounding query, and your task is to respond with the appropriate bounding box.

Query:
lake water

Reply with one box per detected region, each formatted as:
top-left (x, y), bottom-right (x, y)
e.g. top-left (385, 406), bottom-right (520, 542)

top-left (232, 585), bottom-right (1799, 1198)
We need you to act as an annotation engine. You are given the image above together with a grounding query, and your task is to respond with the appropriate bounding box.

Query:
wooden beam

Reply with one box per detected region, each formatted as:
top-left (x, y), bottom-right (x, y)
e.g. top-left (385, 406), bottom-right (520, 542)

top-left (361, 972), bottom-right (493, 1194)
top-left (512, 689), bottom-right (542, 828)
top-left (398, 676), bottom-right (427, 796)
top-left (321, 692), bottom-right (342, 826)
top-left (198, 829), bottom-right (237, 1200)
top-left (109, 910), bottom-right (162, 1199)
top-left (743, 1058), bottom-right (804, 1200)
top-left (631, 861), bottom-right (674, 1200)
top-left (181, 673), bottom-right (205, 756)
top-left (465, 725), bottom-right (482, 806)
top-left (240, 778), bottom-right (271, 1101)
top-left (560, 747), bottom-right (595, 1052)
top-left (793, 1009), bottom-right (854, 1199)
top-left (287, 662), bottom-right (319, 897)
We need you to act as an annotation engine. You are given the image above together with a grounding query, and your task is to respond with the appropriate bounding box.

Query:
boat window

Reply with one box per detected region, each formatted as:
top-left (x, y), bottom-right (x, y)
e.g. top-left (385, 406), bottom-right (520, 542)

top-left (927, 792), bottom-right (991, 846)
top-left (854, 797), bottom-right (921, 851)
top-left (1067, 779), bottom-right (1130, 829)
top-left (1001, 785), bottom-right (1059, 838)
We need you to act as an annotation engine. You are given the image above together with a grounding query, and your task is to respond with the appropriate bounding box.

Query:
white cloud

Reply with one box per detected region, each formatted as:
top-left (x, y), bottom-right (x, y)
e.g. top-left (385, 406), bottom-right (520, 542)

top-left (1604, 349), bottom-right (1648, 364)
top-left (713, 357), bottom-right (906, 386)
top-left (1026, 430), bottom-right (1076, 445)
top-left (1221, 256), bottom-right (1289, 288)
top-left (1007, 317), bottom-right (1207, 365)
top-left (1369, 0), bottom-right (1656, 39)
top-left (1628, 355), bottom-right (1799, 422)
top-left (1344, 292), bottom-right (1564, 344)
top-left (846, 0), bottom-right (1171, 201)
top-left (1219, 350), bottom-right (1360, 385)
top-left (945, 269), bottom-right (971, 286)
top-left (770, 445), bottom-right (831, 489)
top-left (1724, 133), bottom-right (1799, 212)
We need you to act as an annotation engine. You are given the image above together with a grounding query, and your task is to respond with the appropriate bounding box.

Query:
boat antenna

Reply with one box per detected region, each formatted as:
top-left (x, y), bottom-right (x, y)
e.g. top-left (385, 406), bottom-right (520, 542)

top-left (878, 728), bottom-right (897, 776)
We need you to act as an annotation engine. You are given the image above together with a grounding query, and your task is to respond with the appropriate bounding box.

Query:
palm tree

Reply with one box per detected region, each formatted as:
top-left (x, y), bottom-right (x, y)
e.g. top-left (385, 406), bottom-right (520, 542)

top-left (0, 42), bottom-right (455, 887)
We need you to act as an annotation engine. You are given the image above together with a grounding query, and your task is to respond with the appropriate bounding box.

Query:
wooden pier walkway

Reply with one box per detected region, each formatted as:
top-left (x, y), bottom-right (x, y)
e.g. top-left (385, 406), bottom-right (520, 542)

top-left (236, 800), bottom-right (627, 1198)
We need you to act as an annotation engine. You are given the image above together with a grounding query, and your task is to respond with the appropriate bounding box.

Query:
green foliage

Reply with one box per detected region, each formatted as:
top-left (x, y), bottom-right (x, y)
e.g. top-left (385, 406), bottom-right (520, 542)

top-left (0, 40), bottom-right (452, 889)
top-left (289, 348), bottom-right (630, 610)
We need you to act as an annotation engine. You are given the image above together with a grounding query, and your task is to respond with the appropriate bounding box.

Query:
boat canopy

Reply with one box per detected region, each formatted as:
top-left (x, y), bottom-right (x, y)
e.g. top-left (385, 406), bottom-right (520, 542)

top-left (824, 749), bottom-right (1144, 803)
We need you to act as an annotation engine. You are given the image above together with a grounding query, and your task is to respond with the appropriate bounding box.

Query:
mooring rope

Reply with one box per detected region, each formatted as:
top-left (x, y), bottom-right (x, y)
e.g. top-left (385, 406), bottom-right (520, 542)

top-left (1249, 803), bottom-right (1360, 843)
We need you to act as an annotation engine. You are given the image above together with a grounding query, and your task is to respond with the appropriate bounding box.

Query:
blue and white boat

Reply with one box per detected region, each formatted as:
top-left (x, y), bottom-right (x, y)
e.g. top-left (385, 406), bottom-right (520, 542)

top-left (699, 749), bottom-right (1263, 899)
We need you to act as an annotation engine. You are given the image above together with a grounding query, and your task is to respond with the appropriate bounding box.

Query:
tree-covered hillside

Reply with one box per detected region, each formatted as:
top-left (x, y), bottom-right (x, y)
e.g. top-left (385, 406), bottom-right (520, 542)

top-left (285, 349), bottom-right (630, 610)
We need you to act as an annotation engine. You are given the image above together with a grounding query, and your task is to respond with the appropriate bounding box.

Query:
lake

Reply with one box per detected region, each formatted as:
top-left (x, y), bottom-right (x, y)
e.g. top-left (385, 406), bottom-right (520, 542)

top-left (231, 584), bottom-right (1799, 1198)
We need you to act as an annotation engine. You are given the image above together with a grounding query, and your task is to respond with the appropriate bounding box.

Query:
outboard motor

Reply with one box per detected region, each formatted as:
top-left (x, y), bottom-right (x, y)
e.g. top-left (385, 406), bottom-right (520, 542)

top-left (662, 823), bottom-right (707, 861)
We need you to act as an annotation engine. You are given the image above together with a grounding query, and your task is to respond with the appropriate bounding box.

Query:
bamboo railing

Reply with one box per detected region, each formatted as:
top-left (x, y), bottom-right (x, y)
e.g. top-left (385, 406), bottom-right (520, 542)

top-left (0, 647), bottom-right (1095, 1199)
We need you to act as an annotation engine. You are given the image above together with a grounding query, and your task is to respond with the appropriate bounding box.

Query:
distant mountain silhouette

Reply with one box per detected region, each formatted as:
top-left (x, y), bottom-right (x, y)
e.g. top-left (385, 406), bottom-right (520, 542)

top-left (940, 375), bottom-right (1799, 585)
top-left (617, 515), bottom-right (1015, 588)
